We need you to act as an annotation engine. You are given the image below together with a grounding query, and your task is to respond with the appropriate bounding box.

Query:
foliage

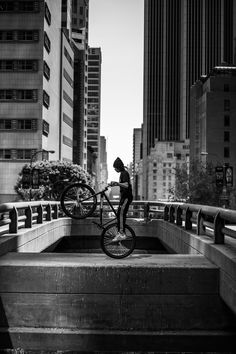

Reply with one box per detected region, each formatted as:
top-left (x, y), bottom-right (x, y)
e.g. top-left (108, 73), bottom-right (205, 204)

top-left (170, 161), bottom-right (222, 206)
top-left (15, 160), bottom-right (92, 201)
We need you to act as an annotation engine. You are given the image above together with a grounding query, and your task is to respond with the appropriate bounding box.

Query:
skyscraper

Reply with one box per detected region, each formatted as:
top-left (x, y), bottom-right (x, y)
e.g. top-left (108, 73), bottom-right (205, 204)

top-left (142, 0), bottom-right (236, 198)
top-left (0, 0), bottom-right (74, 202)
top-left (87, 47), bottom-right (102, 186)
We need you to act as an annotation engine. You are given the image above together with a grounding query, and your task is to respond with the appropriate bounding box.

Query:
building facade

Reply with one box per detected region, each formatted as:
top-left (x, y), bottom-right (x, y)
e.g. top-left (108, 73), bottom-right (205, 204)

top-left (142, 0), bottom-right (236, 199)
top-left (132, 127), bottom-right (142, 200)
top-left (190, 65), bottom-right (236, 189)
top-left (0, 0), bottom-right (74, 202)
top-left (71, 0), bottom-right (89, 171)
top-left (87, 47), bottom-right (102, 186)
top-left (100, 136), bottom-right (108, 189)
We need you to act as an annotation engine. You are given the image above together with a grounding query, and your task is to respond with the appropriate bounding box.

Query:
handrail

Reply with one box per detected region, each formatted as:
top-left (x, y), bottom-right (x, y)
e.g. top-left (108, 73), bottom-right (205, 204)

top-left (0, 200), bottom-right (236, 245)
top-left (163, 203), bottom-right (236, 244)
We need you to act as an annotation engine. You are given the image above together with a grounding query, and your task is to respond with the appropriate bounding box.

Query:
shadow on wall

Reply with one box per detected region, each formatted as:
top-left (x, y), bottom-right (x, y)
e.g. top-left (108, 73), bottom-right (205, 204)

top-left (0, 296), bottom-right (13, 350)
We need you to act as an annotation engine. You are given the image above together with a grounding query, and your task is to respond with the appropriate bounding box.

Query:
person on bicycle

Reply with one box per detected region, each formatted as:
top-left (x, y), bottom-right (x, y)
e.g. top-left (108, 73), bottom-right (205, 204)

top-left (109, 157), bottom-right (133, 241)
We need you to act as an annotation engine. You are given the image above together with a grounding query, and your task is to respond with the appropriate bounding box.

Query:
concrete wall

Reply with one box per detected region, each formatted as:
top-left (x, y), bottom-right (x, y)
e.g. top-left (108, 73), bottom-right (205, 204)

top-left (0, 217), bottom-right (235, 316)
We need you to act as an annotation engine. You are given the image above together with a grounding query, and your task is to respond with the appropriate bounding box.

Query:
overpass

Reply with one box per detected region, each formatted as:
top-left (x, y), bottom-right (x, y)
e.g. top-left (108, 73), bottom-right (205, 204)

top-left (0, 200), bottom-right (235, 353)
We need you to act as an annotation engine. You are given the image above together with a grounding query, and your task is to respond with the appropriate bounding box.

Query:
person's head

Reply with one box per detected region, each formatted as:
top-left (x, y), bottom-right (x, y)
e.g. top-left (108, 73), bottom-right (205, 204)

top-left (113, 157), bottom-right (125, 173)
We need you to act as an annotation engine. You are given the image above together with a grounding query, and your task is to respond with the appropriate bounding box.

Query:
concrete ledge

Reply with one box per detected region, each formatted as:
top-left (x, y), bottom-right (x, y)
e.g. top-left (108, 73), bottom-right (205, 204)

top-left (0, 328), bottom-right (235, 352)
top-left (156, 220), bottom-right (236, 315)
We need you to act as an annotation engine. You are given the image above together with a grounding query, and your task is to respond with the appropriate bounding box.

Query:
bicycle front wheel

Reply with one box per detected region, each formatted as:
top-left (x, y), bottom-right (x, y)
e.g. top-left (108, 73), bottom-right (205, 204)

top-left (101, 223), bottom-right (136, 259)
top-left (60, 183), bottom-right (97, 219)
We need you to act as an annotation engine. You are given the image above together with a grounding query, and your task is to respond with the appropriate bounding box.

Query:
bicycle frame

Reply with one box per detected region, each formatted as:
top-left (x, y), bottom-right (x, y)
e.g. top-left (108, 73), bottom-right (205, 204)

top-left (92, 187), bottom-right (118, 230)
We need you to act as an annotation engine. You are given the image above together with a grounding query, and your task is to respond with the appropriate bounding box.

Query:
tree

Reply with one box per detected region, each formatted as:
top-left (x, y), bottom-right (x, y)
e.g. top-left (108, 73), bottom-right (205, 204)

top-left (15, 160), bottom-right (92, 201)
top-left (170, 161), bottom-right (222, 206)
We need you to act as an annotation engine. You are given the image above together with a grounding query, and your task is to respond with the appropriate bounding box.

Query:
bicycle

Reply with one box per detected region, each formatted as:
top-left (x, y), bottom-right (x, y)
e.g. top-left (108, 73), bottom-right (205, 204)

top-left (60, 183), bottom-right (136, 259)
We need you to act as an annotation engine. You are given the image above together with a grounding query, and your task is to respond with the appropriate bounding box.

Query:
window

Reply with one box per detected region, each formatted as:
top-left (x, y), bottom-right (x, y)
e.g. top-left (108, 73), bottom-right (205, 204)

top-left (0, 119), bottom-right (11, 129)
top-left (167, 153), bottom-right (173, 158)
top-left (16, 90), bottom-right (36, 100)
top-left (18, 1), bottom-right (37, 12)
top-left (224, 115), bottom-right (230, 127)
top-left (16, 60), bottom-right (37, 71)
top-left (17, 120), bottom-right (32, 130)
top-left (18, 30), bottom-right (35, 41)
top-left (17, 149), bottom-right (32, 159)
top-left (224, 131), bottom-right (230, 142)
top-left (42, 120), bottom-right (49, 136)
top-left (0, 31), bottom-right (14, 41)
top-left (63, 69), bottom-right (73, 87)
top-left (45, 2), bottom-right (51, 25)
top-left (224, 84), bottom-right (229, 92)
top-left (64, 47), bottom-right (73, 67)
top-left (0, 149), bottom-right (11, 159)
top-left (43, 90), bottom-right (50, 108)
top-left (224, 99), bottom-right (230, 111)
top-left (44, 32), bottom-right (51, 53)
top-left (43, 61), bottom-right (50, 80)
top-left (224, 147), bottom-right (230, 158)
top-left (0, 90), bottom-right (14, 100)
top-left (63, 90), bottom-right (73, 108)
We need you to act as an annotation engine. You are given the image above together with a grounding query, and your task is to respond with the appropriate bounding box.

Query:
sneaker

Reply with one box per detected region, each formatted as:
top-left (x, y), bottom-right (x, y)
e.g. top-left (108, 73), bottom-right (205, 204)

top-left (111, 232), bottom-right (127, 242)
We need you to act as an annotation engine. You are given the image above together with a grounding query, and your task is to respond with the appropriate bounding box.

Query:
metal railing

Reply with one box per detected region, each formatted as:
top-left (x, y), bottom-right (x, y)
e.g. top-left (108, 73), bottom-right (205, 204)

top-left (164, 203), bottom-right (236, 244)
top-left (0, 201), bottom-right (60, 234)
top-left (0, 200), bottom-right (165, 236)
top-left (0, 200), bottom-right (236, 245)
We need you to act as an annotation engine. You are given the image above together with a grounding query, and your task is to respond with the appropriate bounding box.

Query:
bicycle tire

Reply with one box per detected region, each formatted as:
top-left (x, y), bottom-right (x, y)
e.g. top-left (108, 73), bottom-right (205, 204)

top-left (60, 183), bottom-right (97, 219)
top-left (101, 223), bottom-right (136, 259)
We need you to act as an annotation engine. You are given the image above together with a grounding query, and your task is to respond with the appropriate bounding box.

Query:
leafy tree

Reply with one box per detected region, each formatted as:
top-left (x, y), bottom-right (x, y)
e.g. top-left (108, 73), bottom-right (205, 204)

top-left (170, 161), bottom-right (222, 206)
top-left (15, 160), bottom-right (92, 201)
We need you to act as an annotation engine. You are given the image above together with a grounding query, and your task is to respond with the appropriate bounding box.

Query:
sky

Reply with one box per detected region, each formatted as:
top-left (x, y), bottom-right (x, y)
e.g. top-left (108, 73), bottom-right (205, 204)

top-left (89, 0), bottom-right (144, 181)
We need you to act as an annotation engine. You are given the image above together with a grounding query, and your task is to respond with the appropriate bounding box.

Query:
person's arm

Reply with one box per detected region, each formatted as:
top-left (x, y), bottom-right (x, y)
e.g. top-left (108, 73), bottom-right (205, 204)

top-left (110, 181), bottom-right (128, 188)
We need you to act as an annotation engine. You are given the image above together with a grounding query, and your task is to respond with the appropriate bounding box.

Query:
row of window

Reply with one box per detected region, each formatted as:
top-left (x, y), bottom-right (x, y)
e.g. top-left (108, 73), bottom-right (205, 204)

top-left (0, 119), bottom-right (37, 130)
top-left (0, 149), bottom-right (32, 160)
top-left (0, 89), bottom-right (37, 101)
top-left (0, 1), bottom-right (51, 26)
top-left (0, 1), bottom-right (39, 12)
top-left (0, 30), bottom-right (39, 41)
top-left (0, 59), bottom-right (38, 72)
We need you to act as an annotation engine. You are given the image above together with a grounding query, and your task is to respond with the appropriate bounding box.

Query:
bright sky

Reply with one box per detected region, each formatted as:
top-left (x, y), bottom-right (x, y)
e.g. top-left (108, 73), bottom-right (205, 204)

top-left (89, 0), bottom-right (144, 181)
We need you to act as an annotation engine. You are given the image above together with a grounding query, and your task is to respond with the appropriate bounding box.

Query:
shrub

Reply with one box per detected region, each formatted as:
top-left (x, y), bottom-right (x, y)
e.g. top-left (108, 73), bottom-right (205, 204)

top-left (15, 160), bottom-right (92, 201)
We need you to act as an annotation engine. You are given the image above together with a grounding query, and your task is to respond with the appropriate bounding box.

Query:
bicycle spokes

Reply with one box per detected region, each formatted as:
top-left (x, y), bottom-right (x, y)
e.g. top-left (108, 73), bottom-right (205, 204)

top-left (101, 223), bottom-right (136, 259)
top-left (61, 183), bottom-right (97, 219)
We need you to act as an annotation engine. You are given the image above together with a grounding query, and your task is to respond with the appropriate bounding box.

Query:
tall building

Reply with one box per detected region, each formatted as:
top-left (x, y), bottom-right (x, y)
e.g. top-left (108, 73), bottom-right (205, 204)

top-left (0, 0), bottom-right (74, 202)
top-left (190, 65), bottom-right (236, 188)
top-left (142, 0), bottom-right (236, 199)
top-left (100, 136), bottom-right (108, 189)
top-left (132, 128), bottom-right (142, 199)
top-left (87, 47), bottom-right (102, 186)
top-left (71, 0), bottom-right (89, 171)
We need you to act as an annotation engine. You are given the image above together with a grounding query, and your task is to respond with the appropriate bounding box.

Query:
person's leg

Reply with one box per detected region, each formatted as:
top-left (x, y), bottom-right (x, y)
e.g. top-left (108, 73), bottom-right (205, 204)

top-left (119, 198), bottom-right (130, 233)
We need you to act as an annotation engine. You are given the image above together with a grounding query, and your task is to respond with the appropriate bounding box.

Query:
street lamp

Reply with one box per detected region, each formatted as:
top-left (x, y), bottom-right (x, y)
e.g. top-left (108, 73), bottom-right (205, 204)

top-left (29, 149), bottom-right (55, 201)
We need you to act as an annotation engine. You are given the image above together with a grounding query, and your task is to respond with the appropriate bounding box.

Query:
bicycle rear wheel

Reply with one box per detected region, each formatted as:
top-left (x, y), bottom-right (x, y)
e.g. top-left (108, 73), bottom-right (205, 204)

top-left (60, 183), bottom-right (97, 219)
top-left (101, 223), bottom-right (136, 259)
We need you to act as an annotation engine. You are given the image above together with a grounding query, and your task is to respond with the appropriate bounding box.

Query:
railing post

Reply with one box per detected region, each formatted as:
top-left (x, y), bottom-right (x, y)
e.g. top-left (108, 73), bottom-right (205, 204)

top-left (176, 206), bottom-right (182, 226)
top-left (169, 205), bottom-right (175, 223)
top-left (52, 204), bottom-right (59, 219)
top-left (37, 204), bottom-right (43, 223)
top-left (9, 207), bottom-right (18, 233)
top-left (143, 202), bottom-right (150, 221)
top-left (185, 207), bottom-right (192, 230)
top-left (214, 212), bottom-right (225, 244)
top-left (46, 204), bottom-right (52, 221)
top-left (25, 205), bottom-right (33, 228)
top-left (164, 205), bottom-right (169, 221)
top-left (196, 209), bottom-right (205, 235)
